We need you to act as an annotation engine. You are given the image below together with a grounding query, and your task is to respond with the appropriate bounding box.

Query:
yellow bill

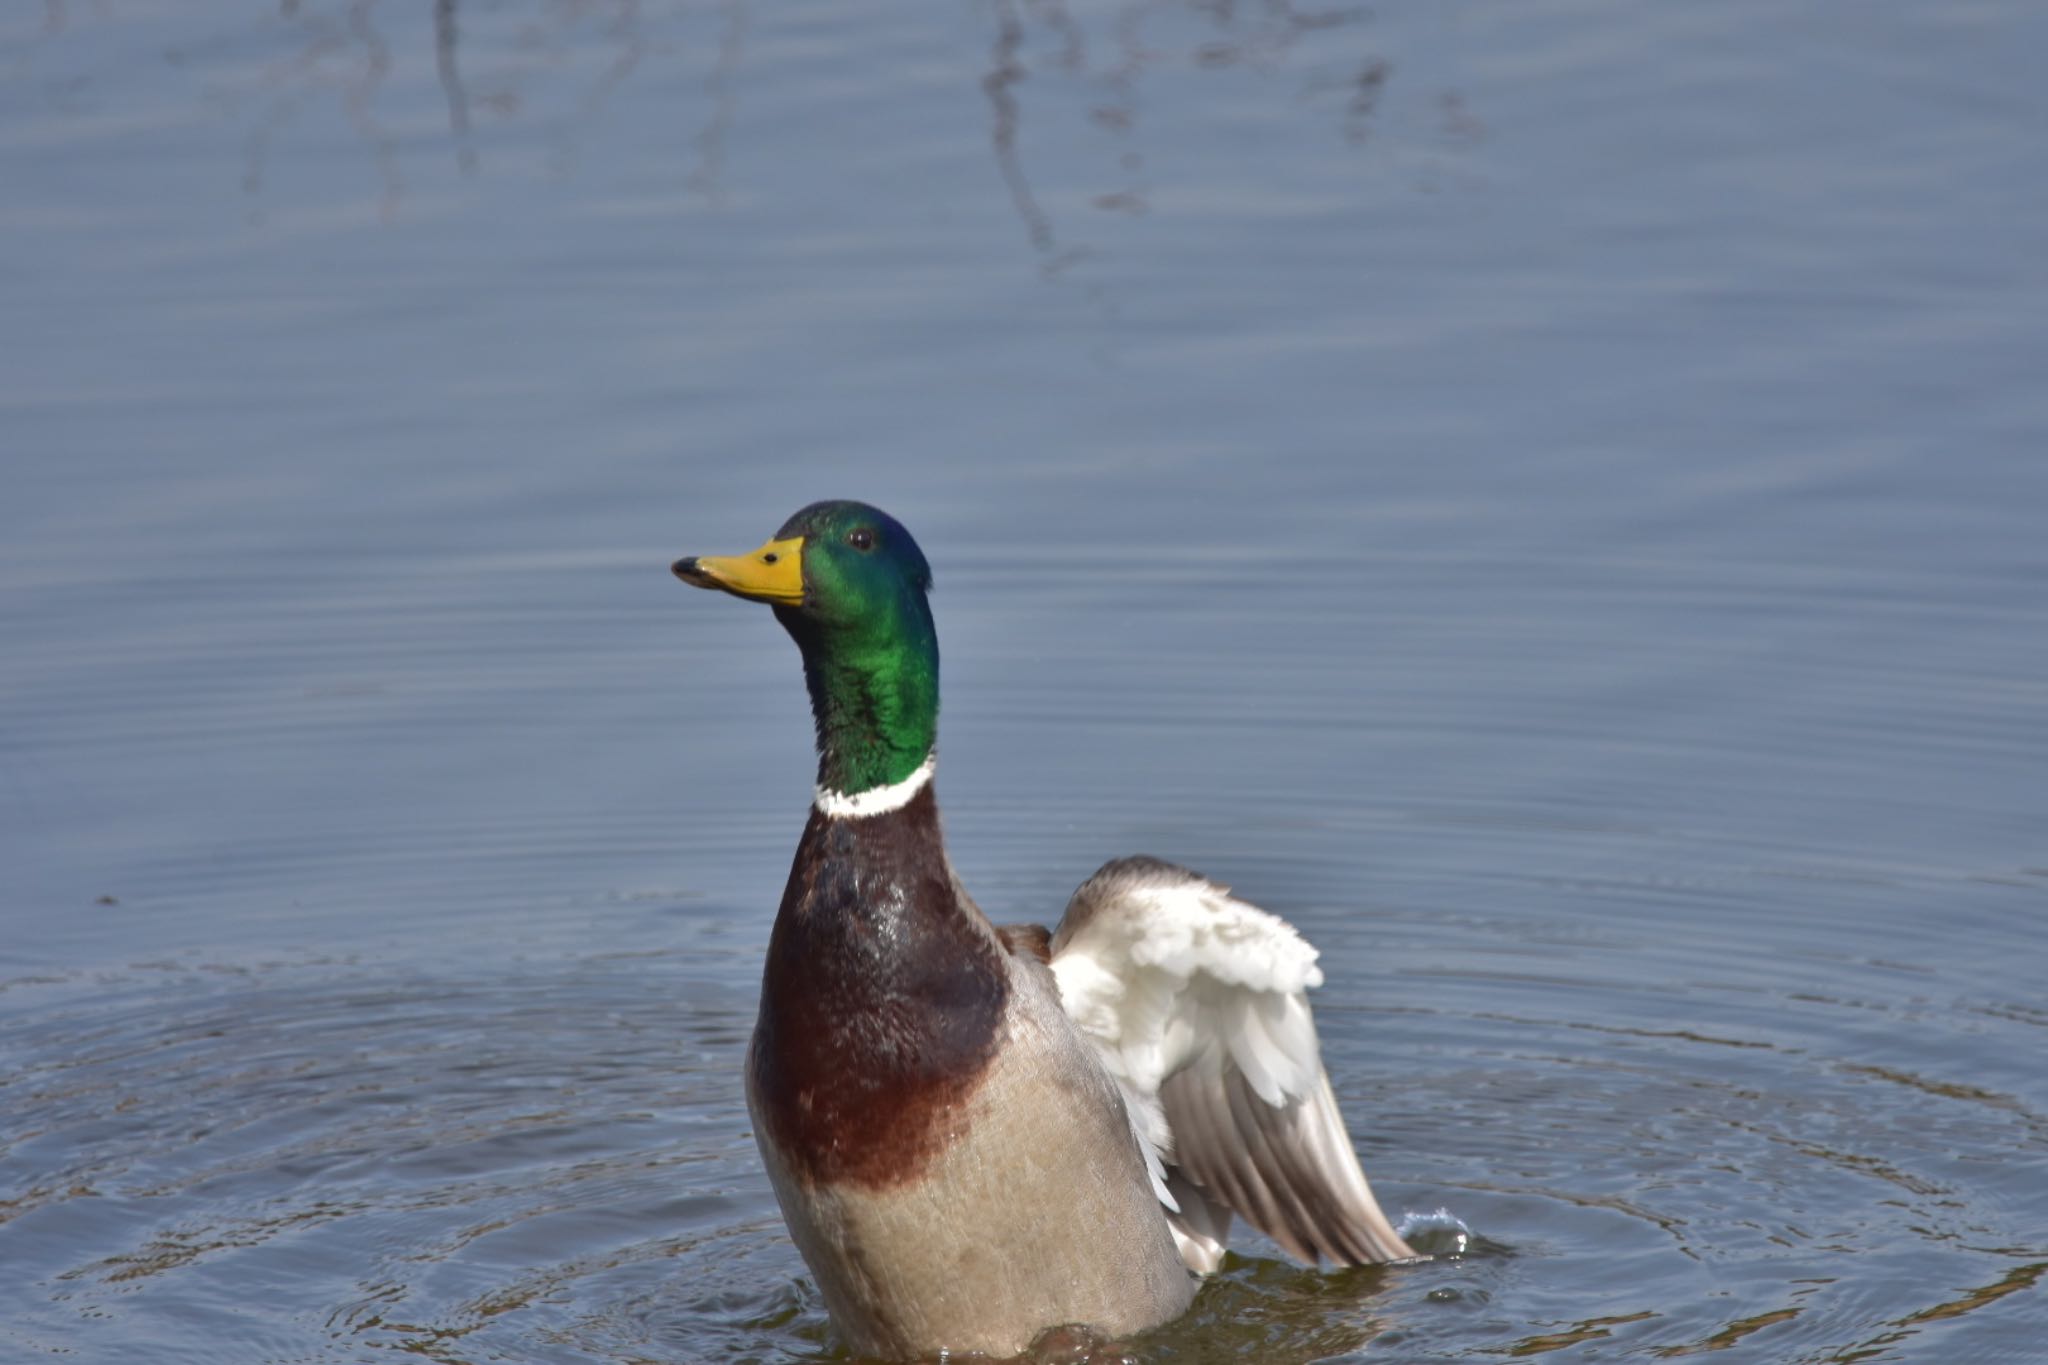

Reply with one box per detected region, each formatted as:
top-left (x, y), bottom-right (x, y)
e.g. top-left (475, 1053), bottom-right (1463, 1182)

top-left (671, 536), bottom-right (805, 605)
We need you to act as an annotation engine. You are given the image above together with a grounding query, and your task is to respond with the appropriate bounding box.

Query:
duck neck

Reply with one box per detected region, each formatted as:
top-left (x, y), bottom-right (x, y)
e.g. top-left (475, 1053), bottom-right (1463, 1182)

top-left (777, 603), bottom-right (940, 811)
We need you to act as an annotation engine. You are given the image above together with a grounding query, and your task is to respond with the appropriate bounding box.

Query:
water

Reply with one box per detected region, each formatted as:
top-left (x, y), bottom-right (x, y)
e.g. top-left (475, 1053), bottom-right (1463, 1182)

top-left (4, 1), bottom-right (2046, 1360)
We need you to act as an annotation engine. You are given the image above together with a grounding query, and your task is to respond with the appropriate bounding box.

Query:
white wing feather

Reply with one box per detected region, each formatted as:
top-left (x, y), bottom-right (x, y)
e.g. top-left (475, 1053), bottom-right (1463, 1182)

top-left (1048, 858), bottom-right (1415, 1271)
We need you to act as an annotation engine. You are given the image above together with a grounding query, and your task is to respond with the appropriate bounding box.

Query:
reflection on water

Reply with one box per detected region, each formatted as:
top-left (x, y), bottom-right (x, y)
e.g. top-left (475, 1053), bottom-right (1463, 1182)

top-left (978, 0), bottom-right (1434, 268)
top-left (431, 0), bottom-right (475, 177)
top-left (15, 0), bottom-right (1445, 253)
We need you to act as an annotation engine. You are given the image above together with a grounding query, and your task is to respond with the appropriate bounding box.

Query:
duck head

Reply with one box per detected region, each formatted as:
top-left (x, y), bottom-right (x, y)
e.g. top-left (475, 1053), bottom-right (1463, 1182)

top-left (673, 500), bottom-right (938, 801)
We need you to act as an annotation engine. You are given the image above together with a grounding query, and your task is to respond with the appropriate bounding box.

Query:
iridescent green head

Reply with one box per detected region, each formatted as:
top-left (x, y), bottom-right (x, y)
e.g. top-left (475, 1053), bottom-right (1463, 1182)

top-left (673, 501), bottom-right (937, 797)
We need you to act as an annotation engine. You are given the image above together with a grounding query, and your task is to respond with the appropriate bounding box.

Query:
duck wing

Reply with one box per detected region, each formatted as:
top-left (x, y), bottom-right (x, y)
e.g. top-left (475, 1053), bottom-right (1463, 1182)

top-left (1046, 857), bottom-right (1416, 1271)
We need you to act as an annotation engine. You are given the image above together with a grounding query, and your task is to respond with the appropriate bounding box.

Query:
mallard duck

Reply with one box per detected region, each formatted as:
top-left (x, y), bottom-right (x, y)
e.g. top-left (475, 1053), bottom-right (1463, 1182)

top-left (672, 500), bottom-right (1416, 1360)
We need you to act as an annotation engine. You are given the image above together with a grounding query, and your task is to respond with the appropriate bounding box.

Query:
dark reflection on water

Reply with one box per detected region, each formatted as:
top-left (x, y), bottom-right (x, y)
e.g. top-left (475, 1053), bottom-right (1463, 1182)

top-left (431, 0), bottom-right (476, 178)
top-left (976, 0), bottom-right (1423, 269)
top-left (18, 0), bottom-right (1428, 252)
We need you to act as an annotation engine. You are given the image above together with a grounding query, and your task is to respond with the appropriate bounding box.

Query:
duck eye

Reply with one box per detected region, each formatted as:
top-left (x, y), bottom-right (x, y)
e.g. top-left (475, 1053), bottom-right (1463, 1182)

top-left (847, 528), bottom-right (876, 552)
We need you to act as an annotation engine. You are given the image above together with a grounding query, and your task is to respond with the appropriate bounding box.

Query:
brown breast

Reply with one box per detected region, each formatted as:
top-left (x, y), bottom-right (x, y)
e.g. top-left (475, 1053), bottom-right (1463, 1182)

top-left (750, 785), bottom-right (1011, 1190)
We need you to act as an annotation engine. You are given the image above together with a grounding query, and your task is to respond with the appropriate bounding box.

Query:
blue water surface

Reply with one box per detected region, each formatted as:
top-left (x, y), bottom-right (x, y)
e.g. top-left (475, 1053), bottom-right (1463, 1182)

top-left (4, 2), bottom-right (2045, 1361)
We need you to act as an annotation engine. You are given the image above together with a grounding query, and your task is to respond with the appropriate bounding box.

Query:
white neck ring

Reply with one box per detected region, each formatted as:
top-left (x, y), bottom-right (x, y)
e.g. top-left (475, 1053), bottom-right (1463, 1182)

top-left (814, 752), bottom-right (936, 820)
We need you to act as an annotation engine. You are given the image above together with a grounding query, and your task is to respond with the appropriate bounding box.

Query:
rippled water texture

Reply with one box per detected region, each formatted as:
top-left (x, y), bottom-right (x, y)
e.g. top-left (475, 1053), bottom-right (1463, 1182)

top-left (4, 1), bottom-right (2046, 1361)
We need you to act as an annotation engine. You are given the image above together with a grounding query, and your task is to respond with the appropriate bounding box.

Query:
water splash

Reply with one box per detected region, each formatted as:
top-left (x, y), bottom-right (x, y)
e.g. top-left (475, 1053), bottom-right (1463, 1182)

top-left (1395, 1208), bottom-right (1472, 1258)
